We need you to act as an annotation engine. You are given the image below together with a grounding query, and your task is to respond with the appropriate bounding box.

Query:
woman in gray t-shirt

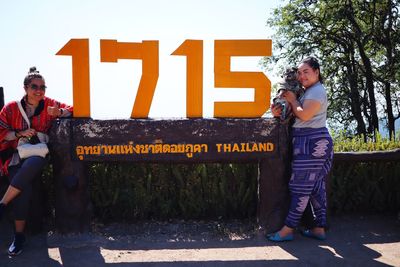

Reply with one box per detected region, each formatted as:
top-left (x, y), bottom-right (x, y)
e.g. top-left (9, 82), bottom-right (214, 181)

top-left (268, 57), bottom-right (333, 242)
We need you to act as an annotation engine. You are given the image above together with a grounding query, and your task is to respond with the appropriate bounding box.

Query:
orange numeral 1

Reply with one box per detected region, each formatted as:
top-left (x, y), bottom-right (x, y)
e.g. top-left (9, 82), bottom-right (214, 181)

top-left (172, 40), bottom-right (203, 118)
top-left (100, 39), bottom-right (159, 118)
top-left (56, 39), bottom-right (91, 117)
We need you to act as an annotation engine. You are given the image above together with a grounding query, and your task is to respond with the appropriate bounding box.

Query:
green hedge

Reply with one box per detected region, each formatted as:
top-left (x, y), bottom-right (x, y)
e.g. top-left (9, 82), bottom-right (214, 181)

top-left (332, 131), bottom-right (400, 152)
top-left (86, 162), bottom-right (400, 222)
top-left (329, 131), bottom-right (400, 213)
top-left (40, 132), bottom-right (400, 222)
top-left (329, 161), bottom-right (400, 213)
top-left (88, 163), bottom-right (259, 222)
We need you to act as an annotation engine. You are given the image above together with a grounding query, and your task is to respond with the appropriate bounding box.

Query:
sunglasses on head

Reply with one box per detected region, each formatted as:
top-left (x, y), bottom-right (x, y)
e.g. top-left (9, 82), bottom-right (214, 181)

top-left (30, 84), bottom-right (46, 91)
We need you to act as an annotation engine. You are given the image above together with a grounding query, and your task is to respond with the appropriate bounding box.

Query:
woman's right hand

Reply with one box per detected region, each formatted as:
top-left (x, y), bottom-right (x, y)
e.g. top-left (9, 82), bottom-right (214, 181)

top-left (18, 129), bottom-right (37, 138)
top-left (271, 103), bottom-right (282, 117)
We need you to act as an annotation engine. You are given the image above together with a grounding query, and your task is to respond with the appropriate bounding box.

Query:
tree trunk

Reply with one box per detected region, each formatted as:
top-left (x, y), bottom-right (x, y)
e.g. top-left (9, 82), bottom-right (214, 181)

top-left (346, 53), bottom-right (367, 135)
top-left (347, 2), bottom-right (380, 136)
top-left (384, 81), bottom-right (395, 139)
top-left (357, 43), bottom-right (379, 135)
top-left (381, 0), bottom-right (396, 139)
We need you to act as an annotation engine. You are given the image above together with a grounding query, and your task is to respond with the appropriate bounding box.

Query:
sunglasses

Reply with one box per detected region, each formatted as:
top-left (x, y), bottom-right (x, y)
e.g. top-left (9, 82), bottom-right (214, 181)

top-left (30, 84), bottom-right (47, 91)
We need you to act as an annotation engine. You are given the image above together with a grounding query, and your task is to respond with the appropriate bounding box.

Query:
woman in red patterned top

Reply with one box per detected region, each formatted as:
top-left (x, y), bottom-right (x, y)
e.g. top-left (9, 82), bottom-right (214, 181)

top-left (0, 67), bottom-right (73, 256)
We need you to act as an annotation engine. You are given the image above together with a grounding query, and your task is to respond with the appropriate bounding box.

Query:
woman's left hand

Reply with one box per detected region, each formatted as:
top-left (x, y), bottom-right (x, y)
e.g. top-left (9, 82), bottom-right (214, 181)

top-left (283, 91), bottom-right (297, 104)
top-left (47, 106), bottom-right (62, 117)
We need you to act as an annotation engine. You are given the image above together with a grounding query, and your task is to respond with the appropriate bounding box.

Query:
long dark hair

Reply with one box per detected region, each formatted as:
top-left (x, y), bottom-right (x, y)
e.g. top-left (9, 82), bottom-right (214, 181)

top-left (300, 56), bottom-right (323, 83)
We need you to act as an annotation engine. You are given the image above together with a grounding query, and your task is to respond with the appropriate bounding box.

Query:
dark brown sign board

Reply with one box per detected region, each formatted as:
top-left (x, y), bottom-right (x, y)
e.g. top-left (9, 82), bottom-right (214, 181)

top-left (70, 118), bottom-right (283, 162)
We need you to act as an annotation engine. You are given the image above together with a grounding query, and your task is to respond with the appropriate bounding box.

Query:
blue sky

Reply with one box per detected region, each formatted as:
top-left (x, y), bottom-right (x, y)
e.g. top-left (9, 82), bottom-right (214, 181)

top-left (0, 0), bottom-right (283, 118)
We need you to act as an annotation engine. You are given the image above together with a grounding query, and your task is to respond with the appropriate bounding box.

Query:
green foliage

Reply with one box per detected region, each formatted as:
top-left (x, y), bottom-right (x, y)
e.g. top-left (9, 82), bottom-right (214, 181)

top-left (38, 133), bottom-right (400, 222)
top-left (332, 130), bottom-right (400, 151)
top-left (329, 131), bottom-right (400, 213)
top-left (87, 154), bottom-right (399, 222)
top-left (264, 0), bottom-right (400, 137)
top-left (88, 163), bottom-right (258, 222)
top-left (329, 161), bottom-right (400, 213)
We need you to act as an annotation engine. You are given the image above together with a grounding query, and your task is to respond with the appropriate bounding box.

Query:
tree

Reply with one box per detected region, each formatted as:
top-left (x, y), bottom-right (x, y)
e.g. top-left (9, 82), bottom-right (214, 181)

top-left (264, 0), bottom-right (400, 138)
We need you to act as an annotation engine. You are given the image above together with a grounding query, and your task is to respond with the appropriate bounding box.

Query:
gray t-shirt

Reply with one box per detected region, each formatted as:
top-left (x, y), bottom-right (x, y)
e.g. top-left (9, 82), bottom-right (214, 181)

top-left (293, 81), bottom-right (327, 128)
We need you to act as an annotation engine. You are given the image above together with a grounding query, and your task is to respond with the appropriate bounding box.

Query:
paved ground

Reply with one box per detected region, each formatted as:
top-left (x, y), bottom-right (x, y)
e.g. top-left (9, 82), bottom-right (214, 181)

top-left (0, 213), bottom-right (399, 267)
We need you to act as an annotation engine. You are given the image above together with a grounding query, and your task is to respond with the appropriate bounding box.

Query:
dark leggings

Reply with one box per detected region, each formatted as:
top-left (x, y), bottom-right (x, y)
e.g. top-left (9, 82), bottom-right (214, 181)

top-left (7, 156), bottom-right (47, 220)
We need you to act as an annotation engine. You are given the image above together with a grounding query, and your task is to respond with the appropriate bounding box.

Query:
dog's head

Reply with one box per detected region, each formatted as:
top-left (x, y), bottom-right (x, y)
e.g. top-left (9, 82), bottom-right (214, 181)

top-left (273, 67), bottom-right (304, 121)
top-left (277, 67), bottom-right (303, 96)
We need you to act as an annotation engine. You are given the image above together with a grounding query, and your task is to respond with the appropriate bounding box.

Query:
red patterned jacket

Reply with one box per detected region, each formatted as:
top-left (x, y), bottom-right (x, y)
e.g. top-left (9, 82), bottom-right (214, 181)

top-left (0, 96), bottom-right (73, 175)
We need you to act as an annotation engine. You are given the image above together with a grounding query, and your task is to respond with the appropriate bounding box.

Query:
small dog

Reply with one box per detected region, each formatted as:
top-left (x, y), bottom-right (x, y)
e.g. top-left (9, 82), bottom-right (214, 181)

top-left (272, 67), bottom-right (304, 122)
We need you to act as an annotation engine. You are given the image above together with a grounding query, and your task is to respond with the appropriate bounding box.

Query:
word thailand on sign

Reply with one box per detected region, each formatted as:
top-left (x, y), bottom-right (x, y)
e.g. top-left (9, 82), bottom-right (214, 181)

top-left (70, 119), bottom-right (280, 162)
top-left (57, 39), bottom-right (272, 118)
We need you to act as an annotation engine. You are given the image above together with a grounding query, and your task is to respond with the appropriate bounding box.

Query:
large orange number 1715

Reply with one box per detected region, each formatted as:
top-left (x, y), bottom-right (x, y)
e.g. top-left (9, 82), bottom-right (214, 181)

top-left (56, 39), bottom-right (271, 118)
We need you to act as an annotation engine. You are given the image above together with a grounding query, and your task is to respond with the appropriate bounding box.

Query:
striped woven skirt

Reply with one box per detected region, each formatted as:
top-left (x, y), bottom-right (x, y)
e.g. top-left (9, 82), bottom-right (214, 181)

top-left (285, 127), bottom-right (333, 229)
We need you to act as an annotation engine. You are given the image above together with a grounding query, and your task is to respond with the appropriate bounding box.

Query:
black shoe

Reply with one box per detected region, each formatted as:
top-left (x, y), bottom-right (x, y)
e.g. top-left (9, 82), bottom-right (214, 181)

top-left (8, 233), bottom-right (26, 256)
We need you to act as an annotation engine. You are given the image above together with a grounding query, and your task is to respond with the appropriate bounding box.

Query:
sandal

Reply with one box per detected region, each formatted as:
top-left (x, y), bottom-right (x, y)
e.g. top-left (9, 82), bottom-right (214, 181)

top-left (267, 232), bottom-right (294, 242)
top-left (301, 229), bottom-right (326, 240)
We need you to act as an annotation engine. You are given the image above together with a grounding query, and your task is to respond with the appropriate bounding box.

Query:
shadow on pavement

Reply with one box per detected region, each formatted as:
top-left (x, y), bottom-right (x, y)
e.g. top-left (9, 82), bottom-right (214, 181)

top-left (1, 214), bottom-right (399, 266)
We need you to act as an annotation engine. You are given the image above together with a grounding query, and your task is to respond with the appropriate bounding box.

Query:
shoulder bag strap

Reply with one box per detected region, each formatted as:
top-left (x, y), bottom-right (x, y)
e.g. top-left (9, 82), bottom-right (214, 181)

top-left (17, 101), bottom-right (31, 128)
